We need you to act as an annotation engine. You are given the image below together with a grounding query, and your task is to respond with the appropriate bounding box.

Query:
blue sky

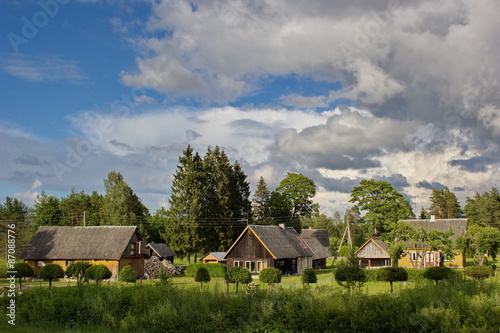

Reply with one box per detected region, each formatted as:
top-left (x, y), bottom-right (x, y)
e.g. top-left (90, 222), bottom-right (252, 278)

top-left (1, 0), bottom-right (499, 216)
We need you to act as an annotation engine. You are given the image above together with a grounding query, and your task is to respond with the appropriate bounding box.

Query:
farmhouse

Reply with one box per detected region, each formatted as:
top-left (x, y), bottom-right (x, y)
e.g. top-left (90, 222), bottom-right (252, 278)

top-left (200, 252), bottom-right (226, 264)
top-left (146, 243), bottom-right (176, 263)
top-left (398, 218), bottom-right (468, 268)
top-left (223, 224), bottom-right (314, 275)
top-left (300, 229), bottom-right (331, 269)
top-left (20, 225), bottom-right (146, 280)
top-left (354, 237), bottom-right (391, 268)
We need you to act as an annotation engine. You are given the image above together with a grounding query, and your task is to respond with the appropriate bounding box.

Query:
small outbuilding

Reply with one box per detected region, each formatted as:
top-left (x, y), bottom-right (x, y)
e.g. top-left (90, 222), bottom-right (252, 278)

top-left (146, 243), bottom-right (176, 263)
top-left (300, 229), bottom-right (331, 269)
top-left (354, 237), bottom-right (391, 268)
top-left (200, 252), bottom-right (226, 264)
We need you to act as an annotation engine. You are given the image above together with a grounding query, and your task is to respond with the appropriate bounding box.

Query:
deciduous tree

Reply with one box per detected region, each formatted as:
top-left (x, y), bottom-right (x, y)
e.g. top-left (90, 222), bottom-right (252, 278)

top-left (14, 262), bottom-right (34, 290)
top-left (39, 264), bottom-right (64, 287)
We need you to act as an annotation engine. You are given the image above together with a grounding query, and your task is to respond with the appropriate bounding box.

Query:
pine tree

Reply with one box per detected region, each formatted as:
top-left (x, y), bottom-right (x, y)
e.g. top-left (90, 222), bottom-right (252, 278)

top-left (252, 176), bottom-right (270, 224)
top-left (428, 187), bottom-right (463, 219)
top-left (465, 188), bottom-right (500, 227)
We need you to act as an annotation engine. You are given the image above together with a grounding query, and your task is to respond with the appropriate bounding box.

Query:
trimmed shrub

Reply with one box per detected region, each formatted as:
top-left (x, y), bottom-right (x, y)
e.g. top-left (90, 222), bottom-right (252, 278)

top-left (465, 265), bottom-right (494, 284)
top-left (301, 268), bottom-right (317, 285)
top-left (119, 266), bottom-right (137, 283)
top-left (185, 263), bottom-right (227, 278)
top-left (376, 267), bottom-right (408, 293)
top-left (334, 262), bottom-right (366, 293)
top-left (85, 264), bottom-right (112, 286)
top-left (259, 267), bottom-right (282, 294)
top-left (423, 266), bottom-right (454, 285)
top-left (14, 262), bottom-right (34, 289)
top-left (229, 266), bottom-right (252, 293)
top-left (39, 264), bottom-right (64, 287)
top-left (194, 266), bottom-right (211, 289)
top-left (66, 261), bottom-right (92, 285)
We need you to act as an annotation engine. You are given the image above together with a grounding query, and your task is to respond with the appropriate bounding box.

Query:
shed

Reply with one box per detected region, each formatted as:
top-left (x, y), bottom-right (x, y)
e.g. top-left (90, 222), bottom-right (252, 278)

top-left (354, 237), bottom-right (391, 268)
top-left (146, 243), bottom-right (176, 263)
top-left (200, 252), bottom-right (226, 264)
top-left (300, 229), bottom-right (331, 269)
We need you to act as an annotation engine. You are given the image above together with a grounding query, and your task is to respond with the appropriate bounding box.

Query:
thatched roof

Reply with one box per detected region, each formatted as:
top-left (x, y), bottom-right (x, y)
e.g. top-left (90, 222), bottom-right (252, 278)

top-left (146, 243), bottom-right (176, 258)
top-left (300, 229), bottom-right (331, 260)
top-left (20, 226), bottom-right (138, 261)
top-left (402, 218), bottom-right (468, 241)
top-left (225, 225), bottom-right (314, 260)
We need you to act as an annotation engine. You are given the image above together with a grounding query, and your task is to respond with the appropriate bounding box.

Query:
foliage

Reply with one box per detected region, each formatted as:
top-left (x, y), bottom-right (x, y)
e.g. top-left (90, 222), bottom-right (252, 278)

top-left (194, 266), bottom-right (211, 288)
top-left (229, 266), bottom-right (252, 293)
top-left (185, 263), bottom-right (227, 278)
top-left (118, 266), bottom-right (137, 283)
top-left (301, 268), bottom-right (317, 285)
top-left (423, 266), bottom-right (454, 285)
top-left (428, 187), bottom-right (463, 218)
top-left (252, 176), bottom-right (271, 224)
top-left (85, 264), bottom-right (112, 285)
top-left (376, 267), bottom-right (408, 293)
top-left (465, 265), bottom-right (494, 283)
top-left (14, 262), bottom-right (34, 289)
top-left (259, 267), bottom-right (282, 294)
top-left (2, 281), bottom-right (500, 332)
top-left (349, 179), bottom-right (414, 236)
top-left (39, 264), bottom-right (64, 287)
top-left (34, 191), bottom-right (63, 227)
top-left (101, 171), bottom-right (150, 226)
top-left (65, 261), bottom-right (92, 285)
top-left (273, 173), bottom-right (317, 232)
top-left (456, 224), bottom-right (500, 265)
top-left (464, 187), bottom-right (500, 227)
top-left (334, 261), bottom-right (367, 293)
top-left (0, 197), bottom-right (34, 261)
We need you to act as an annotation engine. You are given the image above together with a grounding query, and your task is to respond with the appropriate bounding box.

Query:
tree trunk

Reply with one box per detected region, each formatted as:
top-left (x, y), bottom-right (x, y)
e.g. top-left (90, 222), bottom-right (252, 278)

top-left (390, 281), bottom-right (393, 293)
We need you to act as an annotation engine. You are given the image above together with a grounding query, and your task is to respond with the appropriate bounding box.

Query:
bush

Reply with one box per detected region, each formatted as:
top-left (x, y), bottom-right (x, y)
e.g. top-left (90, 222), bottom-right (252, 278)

top-left (376, 267), bottom-right (408, 293)
top-left (301, 268), bottom-right (317, 285)
top-left (39, 264), bottom-right (64, 287)
top-left (259, 267), bottom-right (282, 294)
top-left (334, 261), bottom-right (366, 293)
top-left (465, 265), bottom-right (494, 283)
top-left (229, 266), bottom-right (252, 293)
top-left (194, 266), bottom-right (211, 289)
top-left (14, 262), bottom-right (34, 289)
top-left (66, 261), bottom-right (91, 285)
top-left (423, 266), bottom-right (454, 285)
top-left (185, 263), bottom-right (227, 278)
top-left (119, 266), bottom-right (137, 283)
top-left (85, 264), bottom-right (112, 285)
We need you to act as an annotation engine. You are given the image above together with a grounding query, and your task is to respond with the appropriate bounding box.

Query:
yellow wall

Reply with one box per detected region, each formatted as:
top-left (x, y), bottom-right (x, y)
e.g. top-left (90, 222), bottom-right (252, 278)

top-left (398, 249), bottom-right (465, 268)
top-left (25, 258), bottom-right (144, 281)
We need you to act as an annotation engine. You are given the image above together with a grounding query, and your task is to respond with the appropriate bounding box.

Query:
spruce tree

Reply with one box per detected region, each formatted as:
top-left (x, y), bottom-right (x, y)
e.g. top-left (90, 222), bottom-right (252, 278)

top-left (164, 145), bottom-right (204, 263)
top-left (252, 176), bottom-right (271, 224)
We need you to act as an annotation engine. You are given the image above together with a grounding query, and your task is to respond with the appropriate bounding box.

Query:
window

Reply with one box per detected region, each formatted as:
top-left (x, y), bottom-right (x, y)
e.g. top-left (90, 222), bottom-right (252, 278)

top-left (37, 261), bottom-right (45, 267)
top-left (234, 261), bottom-right (242, 267)
top-left (245, 261), bottom-right (255, 273)
top-left (410, 252), bottom-right (417, 261)
top-left (66, 260), bottom-right (74, 266)
top-left (130, 242), bottom-right (137, 256)
top-left (257, 261), bottom-right (264, 272)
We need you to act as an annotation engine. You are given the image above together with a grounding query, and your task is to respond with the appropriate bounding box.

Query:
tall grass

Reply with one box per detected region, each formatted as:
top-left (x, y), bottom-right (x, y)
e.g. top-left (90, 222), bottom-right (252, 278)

top-left (1, 279), bottom-right (499, 332)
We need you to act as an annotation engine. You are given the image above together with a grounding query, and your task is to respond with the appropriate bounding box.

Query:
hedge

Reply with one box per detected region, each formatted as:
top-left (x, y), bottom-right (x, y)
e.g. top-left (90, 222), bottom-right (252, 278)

top-left (185, 263), bottom-right (227, 278)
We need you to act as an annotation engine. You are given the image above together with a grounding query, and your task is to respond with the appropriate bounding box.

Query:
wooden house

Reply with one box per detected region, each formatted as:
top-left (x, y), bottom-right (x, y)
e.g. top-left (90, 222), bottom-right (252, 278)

top-left (398, 218), bottom-right (468, 268)
top-left (354, 237), bottom-right (391, 268)
top-left (200, 252), bottom-right (226, 264)
top-left (300, 229), bottom-right (331, 269)
top-left (146, 243), bottom-right (176, 263)
top-left (20, 226), bottom-right (146, 280)
top-left (223, 225), bottom-right (314, 275)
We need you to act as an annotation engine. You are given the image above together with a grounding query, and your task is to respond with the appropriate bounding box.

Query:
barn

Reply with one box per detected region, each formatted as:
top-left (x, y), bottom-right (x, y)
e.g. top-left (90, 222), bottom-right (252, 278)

top-left (20, 225), bottom-right (146, 280)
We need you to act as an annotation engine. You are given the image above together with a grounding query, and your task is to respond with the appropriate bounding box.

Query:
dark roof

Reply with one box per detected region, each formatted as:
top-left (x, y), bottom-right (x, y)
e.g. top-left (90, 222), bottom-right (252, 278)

top-left (20, 226), bottom-right (138, 261)
top-left (402, 218), bottom-right (468, 241)
top-left (225, 225), bottom-right (314, 259)
top-left (200, 252), bottom-right (226, 261)
top-left (300, 229), bottom-right (331, 260)
top-left (147, 243), bottom-right (176, 258)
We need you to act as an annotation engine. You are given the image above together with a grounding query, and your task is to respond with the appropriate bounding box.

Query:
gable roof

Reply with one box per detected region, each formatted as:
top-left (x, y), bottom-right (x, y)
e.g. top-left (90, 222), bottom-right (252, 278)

top-left (224, 225), bottom-right (314, 260)
top-left (20, 226), bottom-right (138, 261)
top-left (354, 237), bottom-right (390, 258)
top-left (200, 252), bottom-right (226, 261)
top-left (402, 218), bottom-right (468, 241)
top-left (147, 243), bottom-right (176, 258)
top-left (300, 229), bottom-right (331, 260)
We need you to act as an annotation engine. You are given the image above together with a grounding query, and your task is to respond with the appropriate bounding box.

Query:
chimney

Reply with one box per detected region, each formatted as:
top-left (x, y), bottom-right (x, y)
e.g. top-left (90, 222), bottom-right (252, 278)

top-left (278, 223), bottom-right (286, 229)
